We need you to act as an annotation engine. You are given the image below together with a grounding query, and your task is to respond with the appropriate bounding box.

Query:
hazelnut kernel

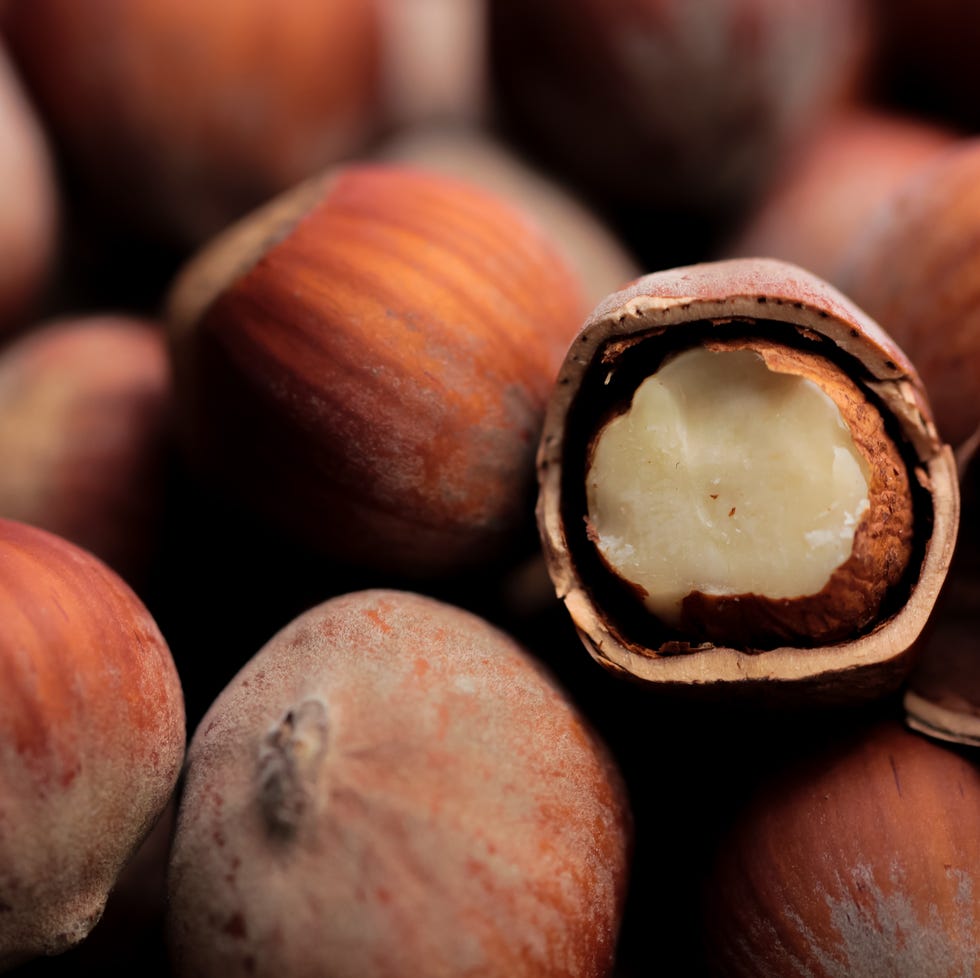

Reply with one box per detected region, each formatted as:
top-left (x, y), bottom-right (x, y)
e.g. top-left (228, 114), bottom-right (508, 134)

top-left (585, 338), bottom-right (913, 647)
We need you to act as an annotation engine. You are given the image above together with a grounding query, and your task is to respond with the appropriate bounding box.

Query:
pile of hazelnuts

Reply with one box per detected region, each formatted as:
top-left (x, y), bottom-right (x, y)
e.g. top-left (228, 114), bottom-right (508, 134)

top-left (1, 3), bottom-right (979, 977)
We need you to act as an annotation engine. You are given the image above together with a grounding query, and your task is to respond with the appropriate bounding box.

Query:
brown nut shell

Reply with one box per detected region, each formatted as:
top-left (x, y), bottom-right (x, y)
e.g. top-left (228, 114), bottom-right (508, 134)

top-left (725, 106), bottom-right (955, 285)
top-left (2, 0), bottom-right (382, 245)
top-left (537, 257), bottom-right (958, 699)
top-left (0, 315), bottom-right (172, 583)
top-left (167, 589), bottom-right (631, 978)
top-left (0, 517), bottom-right (185, 969)
top-left (837, 138), bottom-right (980, 449)
top-left (168, 163), bottom-right (590, 579)
top-left (702, 720), bottom-right (980, 976)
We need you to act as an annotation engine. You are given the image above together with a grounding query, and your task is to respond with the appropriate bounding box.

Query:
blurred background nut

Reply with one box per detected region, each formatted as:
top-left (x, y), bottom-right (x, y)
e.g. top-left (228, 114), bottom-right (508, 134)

top-left (724, 106), bottom-right (957, 284)
top-left (0, 0), bottom-right (384, 246)
top-left (0, 0), bottom-right (494, 255)
top-left (0, 315), bottom-right (172, 585)
top-left (487, 0), bottom-right (871, 264)
top-left (0, 42), bottom-right (58, 334)
top-left (836, 139), bottom-right (980, 450)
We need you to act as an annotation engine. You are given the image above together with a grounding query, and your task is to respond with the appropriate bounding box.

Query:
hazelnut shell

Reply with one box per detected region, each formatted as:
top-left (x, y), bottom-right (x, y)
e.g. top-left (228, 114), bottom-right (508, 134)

top-left (167, 589), bottom-right (631, 978)
top-left (537, 257), bottom-right (958, 699)
top-left (904, 427), bottom-right (980, 745)
top-left (0, 315), bottom-right (172, 583)
top-left (168, 163), bottom-right (590, 578)
top-left (0, 517), bottom-right (185, 967)
top-left (702, 720), bottom-right (980, 976)
top-left (837, 138), bottom-right (980, 448)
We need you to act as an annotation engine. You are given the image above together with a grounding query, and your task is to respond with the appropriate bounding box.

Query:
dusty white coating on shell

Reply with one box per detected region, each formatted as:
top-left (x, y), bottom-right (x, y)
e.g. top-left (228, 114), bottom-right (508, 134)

top-left (706, 723), bottom-right (980, 977)
top-left (726, 861), bottom-right (979, 978)
top-left (168, 589), bottom-right (630, 978)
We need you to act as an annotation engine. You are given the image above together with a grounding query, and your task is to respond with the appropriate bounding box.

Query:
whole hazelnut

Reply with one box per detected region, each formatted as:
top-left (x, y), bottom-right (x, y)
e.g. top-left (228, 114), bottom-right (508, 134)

top-left (167, 163), bottom-right (591, 578)
top-left (167, 589), bottom-right (631, 978)
top-left (0, 517), bottom-right (185, 969)
top-left (0, 41), bottom-right (57, 332)
top-left (726, 107), bottom-right (955, 284)
top-left (1, 0), bottom-right (383, 245)
top-left (0, 315), bottom-right (171, 582)
top-left (537, 258), bottom-right (958, 700)
top-left (837, 138), bottom-right (980, 448)
top-left (487, 0), bottom-right (869, 227)
top-left (702, 720), bottom-right (980, 976)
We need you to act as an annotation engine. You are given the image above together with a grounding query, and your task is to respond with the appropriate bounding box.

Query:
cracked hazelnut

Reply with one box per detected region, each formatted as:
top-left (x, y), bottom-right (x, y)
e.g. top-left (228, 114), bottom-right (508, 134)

top-left (537, 258), bottom-right (958, 699)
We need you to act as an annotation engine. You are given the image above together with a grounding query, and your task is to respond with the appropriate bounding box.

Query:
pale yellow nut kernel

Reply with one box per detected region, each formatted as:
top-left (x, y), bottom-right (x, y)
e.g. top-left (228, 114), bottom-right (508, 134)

top-left (586, 345), bottom-right (870, 626)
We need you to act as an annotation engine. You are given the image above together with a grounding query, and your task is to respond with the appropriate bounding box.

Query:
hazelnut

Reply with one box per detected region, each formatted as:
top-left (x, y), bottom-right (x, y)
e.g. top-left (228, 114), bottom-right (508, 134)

top-left (0, 315), bottom-right (172, 582)
top-left (537, 258), bottom-right (958, 699)
top-left (167, 589), bottom-right (631, 978)
top-left (168, 163), bottom-right (590, 578)
top-left (837, 138), bottom-right (980, 448)
top-left (726, 106), bottom-right (955, 284)
top-left (0, 517), bottom-right (185, 968)
top-left (1, 0), bottom-right (383, 244)
top-left (487, 0), bottom-right (869, 224)
top-left (0, 41), bottom-right (57, 332)
top-left (702, 720), bottom-right (980, 976)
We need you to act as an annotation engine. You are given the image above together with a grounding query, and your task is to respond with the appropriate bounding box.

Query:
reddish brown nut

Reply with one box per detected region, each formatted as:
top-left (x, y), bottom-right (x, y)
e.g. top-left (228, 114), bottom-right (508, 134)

top-left (837, 138), bottom-right (980, 449)
top-left (487, 0), bottom-right (869, 220)
top-left (0, 315), bottom-right (171, 582)
top-left (1, 0), bottom-right (382, 245)
top-left (167, 588), bottom-right (631, 978)
top-left (537, 257), bottom-right (958, 699)
top-left (0, 517), bottom-right (185, 969)
top-left (702, 721), bottom-right (980, 976)
top-left (168, 163), bottom-right (591, 579)
top-left (0, 41), bottom-right (57, 332)
top-left (726, 106), bottom-right (956, 284)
